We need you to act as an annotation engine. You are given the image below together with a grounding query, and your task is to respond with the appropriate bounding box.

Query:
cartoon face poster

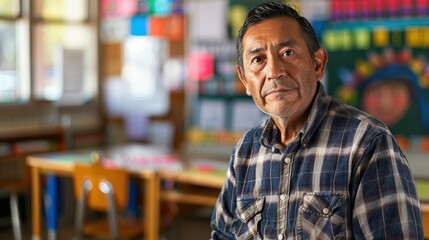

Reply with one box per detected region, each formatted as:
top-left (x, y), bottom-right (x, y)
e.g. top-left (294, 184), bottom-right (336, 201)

top-left (331, 48), bottom-right (429, 136)
top-left (326, 48), bottom-right (429, 155)
top-left (323, 26), bottom-right (429, 151)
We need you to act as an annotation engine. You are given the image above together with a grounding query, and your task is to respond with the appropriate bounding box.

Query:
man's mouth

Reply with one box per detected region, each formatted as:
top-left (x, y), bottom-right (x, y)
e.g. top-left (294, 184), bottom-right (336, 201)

top-left (263, 87), bottom-right (295, 97)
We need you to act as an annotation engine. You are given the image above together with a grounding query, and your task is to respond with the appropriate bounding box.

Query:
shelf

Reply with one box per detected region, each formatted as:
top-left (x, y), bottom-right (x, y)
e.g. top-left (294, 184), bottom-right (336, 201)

top-left (0, 127), bottom-right (65, 142)
top-left (0, 126), bottom-right (66, 191)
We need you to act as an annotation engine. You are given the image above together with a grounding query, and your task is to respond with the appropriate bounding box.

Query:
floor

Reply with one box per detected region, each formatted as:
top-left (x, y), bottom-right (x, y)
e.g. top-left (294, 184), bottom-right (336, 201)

top-left (0, 204), bottom-right (213, 240)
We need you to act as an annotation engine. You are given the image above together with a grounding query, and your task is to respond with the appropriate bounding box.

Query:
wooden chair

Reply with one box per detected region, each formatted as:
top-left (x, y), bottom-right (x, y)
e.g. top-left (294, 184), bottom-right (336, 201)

top-left (73, 163), bottom-right (144, 240)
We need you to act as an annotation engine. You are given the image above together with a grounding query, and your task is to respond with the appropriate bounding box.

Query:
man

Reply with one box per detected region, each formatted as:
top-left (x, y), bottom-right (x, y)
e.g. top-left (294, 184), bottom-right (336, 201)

top-left (210, 2), bottom-right (423, 239)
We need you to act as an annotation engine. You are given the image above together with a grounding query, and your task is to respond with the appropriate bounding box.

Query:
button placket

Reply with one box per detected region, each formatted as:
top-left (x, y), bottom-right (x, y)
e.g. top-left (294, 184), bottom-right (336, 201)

top-left (278, 154), bottom-right (293, 239)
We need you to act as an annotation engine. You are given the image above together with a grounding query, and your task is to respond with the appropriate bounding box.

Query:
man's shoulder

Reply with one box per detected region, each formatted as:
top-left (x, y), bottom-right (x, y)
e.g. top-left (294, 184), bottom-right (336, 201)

top-left (326, 96), bottom-right (391, 134)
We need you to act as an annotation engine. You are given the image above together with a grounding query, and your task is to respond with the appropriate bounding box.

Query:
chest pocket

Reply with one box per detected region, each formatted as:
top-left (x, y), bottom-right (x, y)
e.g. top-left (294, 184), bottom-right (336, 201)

top-left (297, 192), bottom-right (346, 240)
top-left (232, 196), bottom-right (265, 240)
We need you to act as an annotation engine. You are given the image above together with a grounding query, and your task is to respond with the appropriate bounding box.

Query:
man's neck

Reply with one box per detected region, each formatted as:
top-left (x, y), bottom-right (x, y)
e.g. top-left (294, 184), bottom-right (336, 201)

top-left (273, 114), bottom-right (306, 146)
top-left (272, 98), bottom-right (314, 146)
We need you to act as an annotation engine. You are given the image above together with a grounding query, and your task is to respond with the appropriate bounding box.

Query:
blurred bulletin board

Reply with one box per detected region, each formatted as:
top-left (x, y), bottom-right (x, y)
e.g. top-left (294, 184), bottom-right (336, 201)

top-left (228, 0), bottom-right (293, 39)
top-left (323, 24), bottom-right (429, 150)
top-left (187, 0), bottom-right (228, 41)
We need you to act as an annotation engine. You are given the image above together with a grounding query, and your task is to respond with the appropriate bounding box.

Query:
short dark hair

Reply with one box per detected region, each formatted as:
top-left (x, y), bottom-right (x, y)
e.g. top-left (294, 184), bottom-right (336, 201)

top-left (236, 1), bottom-right (321, 70)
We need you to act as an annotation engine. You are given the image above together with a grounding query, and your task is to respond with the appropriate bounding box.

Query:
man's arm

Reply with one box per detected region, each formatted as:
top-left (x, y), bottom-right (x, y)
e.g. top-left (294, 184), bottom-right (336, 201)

top-left (210, 152), bottom-right (238, 240)
top-left (351, 133), bottom-right (424, 239)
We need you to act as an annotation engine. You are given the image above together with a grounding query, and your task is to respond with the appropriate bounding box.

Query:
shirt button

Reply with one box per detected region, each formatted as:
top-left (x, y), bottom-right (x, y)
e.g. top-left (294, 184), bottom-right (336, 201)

top-left (284, 157), bottom-right (292, 164)
top-left (280, 194), bottom-right (287, 201)
top-left (322, 208), bottom-right (329, 214)
top-left (278, 234), bottom-right (284, 240)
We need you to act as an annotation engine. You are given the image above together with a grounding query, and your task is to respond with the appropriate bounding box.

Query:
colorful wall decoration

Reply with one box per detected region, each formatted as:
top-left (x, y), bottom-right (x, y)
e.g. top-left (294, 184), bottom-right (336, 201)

top-left (227, 0), bottom-right (296, 39)
top-left (324, 24), bottom-right (429, 148)
top-left (330, 0), bottom-right (429, 21)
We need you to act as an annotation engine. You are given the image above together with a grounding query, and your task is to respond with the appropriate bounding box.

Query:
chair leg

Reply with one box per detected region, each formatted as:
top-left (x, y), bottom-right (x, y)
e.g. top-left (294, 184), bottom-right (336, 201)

top-left (75, 199), bottom-right (84, 235)
top-left (75, 180), bottom-right (90, 237)
top-left (48, 230), bottom-right (56, 240)
top-left (100, 180), bottom-right (119, 239)
top-left (10, 192), bottom-right (22, 240)
top-left (106, 198), bottom-right (119, 240)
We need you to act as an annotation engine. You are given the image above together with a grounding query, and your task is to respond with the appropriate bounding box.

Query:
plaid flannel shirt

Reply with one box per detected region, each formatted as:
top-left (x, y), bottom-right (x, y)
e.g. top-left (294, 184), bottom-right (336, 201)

top-left (211, 83), bottom-right (423, 240)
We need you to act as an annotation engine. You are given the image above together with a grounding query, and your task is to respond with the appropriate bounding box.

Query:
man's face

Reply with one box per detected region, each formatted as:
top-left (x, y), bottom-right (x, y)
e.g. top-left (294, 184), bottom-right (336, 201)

top-left (237, 16), bottom-right (326, 119)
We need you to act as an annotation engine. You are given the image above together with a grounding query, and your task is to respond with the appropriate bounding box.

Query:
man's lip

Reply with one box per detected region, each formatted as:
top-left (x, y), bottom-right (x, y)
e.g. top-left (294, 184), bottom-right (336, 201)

top-left (264, 88), bottom-right (295, 97)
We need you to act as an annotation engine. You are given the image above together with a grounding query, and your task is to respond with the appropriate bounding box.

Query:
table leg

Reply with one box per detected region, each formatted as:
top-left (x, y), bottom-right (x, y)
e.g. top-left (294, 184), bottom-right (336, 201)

top-left (46, 175), bottom-right (60, 240)
top-left (422, 203), bottom-right (429, 239)
top-left (31, 167), bottom-right (41, 240)
top-left (145, 174), bottom-right (160, 240)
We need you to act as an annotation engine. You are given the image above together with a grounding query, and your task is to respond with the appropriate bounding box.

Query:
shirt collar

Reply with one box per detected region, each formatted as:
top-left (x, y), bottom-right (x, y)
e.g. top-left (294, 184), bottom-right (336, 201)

top-left (260, 82), bottom-right (331, 149)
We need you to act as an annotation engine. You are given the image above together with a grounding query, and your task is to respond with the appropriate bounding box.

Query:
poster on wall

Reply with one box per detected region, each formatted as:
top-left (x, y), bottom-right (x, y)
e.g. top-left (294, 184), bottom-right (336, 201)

top-left (324, 25), bottom-right (429, 149)
top-left (227, 0), bottom-right (296, 39)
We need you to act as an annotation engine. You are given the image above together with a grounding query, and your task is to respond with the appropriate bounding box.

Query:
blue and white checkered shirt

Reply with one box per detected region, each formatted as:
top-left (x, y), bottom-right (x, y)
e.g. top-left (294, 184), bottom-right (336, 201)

top-left (211, 83), bottom-right (423, 240)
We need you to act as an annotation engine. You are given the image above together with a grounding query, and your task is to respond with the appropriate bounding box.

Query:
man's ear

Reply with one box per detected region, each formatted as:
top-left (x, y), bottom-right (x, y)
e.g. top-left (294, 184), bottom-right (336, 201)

top-left (237, 65), bottom-right (251, 96)
top-left (314, 48), bottom-right (328, 81)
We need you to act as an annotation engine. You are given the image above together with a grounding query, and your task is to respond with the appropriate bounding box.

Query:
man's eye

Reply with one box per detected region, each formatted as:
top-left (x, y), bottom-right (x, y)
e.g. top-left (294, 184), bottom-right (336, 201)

top-left (251, 57), bottom-right (262, 64)
top-left (282, 50), bottom-right (295, 57)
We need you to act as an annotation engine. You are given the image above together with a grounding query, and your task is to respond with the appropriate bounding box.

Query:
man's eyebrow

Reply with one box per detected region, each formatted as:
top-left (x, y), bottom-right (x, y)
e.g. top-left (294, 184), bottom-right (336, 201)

top-left (246, 47), bottom-right (264, 58)
top-left (245, 40), bottom-right (298, 57)
top-left (277, 39), bottom-right (297, 48)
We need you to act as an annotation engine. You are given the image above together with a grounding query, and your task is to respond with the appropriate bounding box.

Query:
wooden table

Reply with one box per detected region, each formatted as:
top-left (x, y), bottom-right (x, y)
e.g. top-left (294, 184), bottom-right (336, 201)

top-left (422, 203), bottom-right (429, 239)
top-left (26, 144), bottom-right (172, 240)
top-left (159, 167), bottom-right (225, 207)
top-left (27, 145), bottom-right (229, 240)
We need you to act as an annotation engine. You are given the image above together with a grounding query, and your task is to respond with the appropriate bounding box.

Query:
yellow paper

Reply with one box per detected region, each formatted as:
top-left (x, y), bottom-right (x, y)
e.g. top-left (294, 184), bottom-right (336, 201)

top-left (341, 30), bottom-right (353, 50)
top-left (229, 5), bottom-right (248, 40)
top-left (405, 27), bottom-right (422, 48)
top-left (373, 27), bottom-right (389, 48)
top-left (322, 30), bottom-right (337, 51)
top-left (354, 28), bottom-right (371, 50)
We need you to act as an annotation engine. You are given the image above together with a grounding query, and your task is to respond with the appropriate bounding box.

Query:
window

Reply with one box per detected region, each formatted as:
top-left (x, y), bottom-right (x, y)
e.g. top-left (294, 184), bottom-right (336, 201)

top-left (0, 0), bottom-right (28, 103)
top-left (0, 0), bottom-right (98, 105)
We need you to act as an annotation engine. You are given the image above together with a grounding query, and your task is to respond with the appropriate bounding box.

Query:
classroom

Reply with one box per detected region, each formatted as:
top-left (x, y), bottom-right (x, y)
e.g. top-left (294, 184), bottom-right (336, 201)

top-left (1, 0), bottom-right (428, 239)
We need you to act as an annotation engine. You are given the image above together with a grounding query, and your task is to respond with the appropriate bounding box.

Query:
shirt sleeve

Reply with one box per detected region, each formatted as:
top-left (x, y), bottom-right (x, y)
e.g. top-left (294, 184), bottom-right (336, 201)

top-left (351, 132), bottom-right (424, 239)
top-left (210, 148), bottom-right (238, 240)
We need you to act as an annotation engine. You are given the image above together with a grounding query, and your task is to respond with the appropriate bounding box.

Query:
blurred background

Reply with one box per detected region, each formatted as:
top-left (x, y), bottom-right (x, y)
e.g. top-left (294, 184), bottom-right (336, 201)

top-left (0, 0), bottom-right (429, 239)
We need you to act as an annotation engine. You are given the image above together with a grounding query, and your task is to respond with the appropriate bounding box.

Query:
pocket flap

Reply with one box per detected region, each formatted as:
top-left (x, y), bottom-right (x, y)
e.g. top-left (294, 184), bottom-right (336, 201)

top-left (301, 192), bottom-right (346, 217)
top-left (235, 196), bottom-right (265, 223)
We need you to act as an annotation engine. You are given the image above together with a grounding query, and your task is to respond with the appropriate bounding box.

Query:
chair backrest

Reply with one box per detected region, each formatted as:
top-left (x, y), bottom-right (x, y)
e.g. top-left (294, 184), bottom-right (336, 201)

top-left (73, 163), bottom-right (129, 211)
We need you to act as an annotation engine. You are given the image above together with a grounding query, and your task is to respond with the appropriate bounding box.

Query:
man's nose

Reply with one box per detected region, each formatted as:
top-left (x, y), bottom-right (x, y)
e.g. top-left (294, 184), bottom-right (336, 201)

top-left (265, 57), bottom-right (285, 80)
